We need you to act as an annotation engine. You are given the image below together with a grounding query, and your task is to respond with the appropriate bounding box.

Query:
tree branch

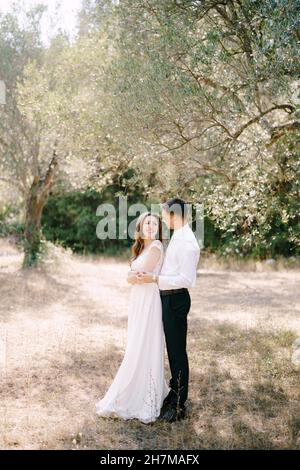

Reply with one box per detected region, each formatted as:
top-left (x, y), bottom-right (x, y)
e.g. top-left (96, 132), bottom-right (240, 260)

top-left (267, 121), bottom-right (300, 147)
top-left (233, 104), bottom-right (295, 139)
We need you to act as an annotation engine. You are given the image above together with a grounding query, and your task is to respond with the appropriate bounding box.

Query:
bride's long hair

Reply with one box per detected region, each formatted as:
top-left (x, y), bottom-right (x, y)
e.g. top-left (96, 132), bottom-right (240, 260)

top-left (130, 212), bottom-right (163, 265)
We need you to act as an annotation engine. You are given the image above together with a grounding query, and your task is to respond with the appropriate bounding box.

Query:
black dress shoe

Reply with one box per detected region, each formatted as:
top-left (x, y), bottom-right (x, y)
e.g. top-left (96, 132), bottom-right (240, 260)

top-left (157, 395), bottom-right (172, 417)
top-left (158, 406), bottom-right (186, 423)
top-left (157, 402), bottom-right (171, 420)
top-left (162, 395), bottom-right (172, 407)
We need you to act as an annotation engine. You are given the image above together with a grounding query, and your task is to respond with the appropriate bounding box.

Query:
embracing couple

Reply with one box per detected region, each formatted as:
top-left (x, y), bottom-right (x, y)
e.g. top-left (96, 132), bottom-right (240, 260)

top-left (95, 198), bottom-right (200, 424)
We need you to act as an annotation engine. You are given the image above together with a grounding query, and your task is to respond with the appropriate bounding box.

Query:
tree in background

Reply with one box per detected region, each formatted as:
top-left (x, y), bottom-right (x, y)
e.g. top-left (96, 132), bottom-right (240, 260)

top-left (0, 1), bottom-right (131, 266)
top-left (0, 3), bottom-right (45, 200)
top-left (103, 0), bottom-right (300, 258)
top-left (1, 0), bottom-right (299, 263)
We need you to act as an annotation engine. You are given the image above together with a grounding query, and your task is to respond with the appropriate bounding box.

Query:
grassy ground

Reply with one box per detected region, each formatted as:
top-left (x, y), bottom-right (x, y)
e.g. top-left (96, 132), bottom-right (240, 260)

top-left (0, 237), bottom-right (299, 450)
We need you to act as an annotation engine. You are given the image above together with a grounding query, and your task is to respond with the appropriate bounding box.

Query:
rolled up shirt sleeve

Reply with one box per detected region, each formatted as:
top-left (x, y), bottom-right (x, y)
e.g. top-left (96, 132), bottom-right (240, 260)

top-left (158, 242), bottom-right (200, 290)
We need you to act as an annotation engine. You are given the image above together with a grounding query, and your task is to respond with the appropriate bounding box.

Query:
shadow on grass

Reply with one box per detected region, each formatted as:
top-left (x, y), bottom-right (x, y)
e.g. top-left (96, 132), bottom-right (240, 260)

top-left (0, 268), bottom-right (76, 322)
top-left (0, 266), bottom-right (129, 331)
top-left (0, 309), bottom-right (299, 449)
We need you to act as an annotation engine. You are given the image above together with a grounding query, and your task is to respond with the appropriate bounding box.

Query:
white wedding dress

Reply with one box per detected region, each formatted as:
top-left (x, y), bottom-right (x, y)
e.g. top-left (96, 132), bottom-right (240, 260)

top-left (95, 239), bottom-right (170, 424)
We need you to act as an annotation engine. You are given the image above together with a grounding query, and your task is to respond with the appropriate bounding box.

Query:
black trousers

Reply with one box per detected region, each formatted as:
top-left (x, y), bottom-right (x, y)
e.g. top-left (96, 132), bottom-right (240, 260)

top-left (160, 289), bottom-right (191, 409)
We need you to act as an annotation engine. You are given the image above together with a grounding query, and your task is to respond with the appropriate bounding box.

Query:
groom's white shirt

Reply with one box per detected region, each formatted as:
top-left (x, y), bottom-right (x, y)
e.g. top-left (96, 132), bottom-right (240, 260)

top-left (158, 222), bottom-right (200, 290)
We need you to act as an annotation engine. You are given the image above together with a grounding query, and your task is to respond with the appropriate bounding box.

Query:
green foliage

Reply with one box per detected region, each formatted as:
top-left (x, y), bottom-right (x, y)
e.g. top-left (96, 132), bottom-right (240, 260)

top-left (0, 204), bottom-right (24, 238)
top-left (1, 0), bottom-right (299, 261)
top-left (0, 3), bottom-right (45, 85)
top-left (42, 188), bottom-right (105, 254)
top-left (22, 232), bottom-right (45, 268)
top-left (204, 132), bottom-right (300, 259)
top-left (105, 0), bottom-right (300, 260)
top-left (41, 170), bottom-right (151, 255)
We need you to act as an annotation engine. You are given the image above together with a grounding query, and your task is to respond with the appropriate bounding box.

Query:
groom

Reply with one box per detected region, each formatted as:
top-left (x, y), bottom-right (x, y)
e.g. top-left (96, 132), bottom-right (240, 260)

top-left (137, 198), bottom-right (200, 423)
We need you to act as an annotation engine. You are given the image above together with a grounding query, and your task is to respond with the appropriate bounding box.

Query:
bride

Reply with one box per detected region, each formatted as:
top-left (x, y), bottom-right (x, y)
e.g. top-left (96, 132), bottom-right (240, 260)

top-left (95, 211), bottom-right (170, 424)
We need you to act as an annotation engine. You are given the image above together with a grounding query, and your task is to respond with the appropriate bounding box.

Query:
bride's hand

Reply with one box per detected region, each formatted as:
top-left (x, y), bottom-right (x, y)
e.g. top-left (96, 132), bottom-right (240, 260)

top-left (134, 272), bottom-right (156, 284)
top-left (134, 272), bottom-right (147, 284)
top-left (127, 270), bottom-right (139, 284)
top-left (128, 271), bottom-right (147, 284)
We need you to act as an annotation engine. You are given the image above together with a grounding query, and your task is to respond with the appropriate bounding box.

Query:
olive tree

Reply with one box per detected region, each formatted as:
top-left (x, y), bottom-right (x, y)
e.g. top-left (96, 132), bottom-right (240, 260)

top-left (102, 0), bottom-right (300, 257)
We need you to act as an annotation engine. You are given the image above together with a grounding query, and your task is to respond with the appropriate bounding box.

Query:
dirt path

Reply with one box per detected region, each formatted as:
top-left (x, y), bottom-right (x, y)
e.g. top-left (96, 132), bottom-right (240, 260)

top-left (0, 238), bottom-right (299, 449)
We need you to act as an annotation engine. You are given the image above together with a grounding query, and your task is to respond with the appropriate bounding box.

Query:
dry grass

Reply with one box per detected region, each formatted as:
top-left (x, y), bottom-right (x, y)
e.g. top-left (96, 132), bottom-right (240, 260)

top-left (0, 237), bottom-right (299, 450)
top-left (199, 251), bottom-right (300, 272)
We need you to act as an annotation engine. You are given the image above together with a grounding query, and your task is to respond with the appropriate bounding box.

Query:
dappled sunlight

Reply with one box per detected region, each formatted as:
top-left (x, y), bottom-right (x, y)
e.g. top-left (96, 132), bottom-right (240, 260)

top-left (0, 238), bottom-right (299, 449)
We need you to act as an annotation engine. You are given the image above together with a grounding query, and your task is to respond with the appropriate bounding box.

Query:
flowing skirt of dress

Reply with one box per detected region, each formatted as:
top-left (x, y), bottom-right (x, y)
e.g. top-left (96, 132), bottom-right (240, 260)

top-left (95, 282), bottom-right (170, 424)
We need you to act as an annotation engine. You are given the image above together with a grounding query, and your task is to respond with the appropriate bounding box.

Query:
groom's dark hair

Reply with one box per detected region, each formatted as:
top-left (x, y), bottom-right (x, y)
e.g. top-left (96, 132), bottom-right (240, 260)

top-left (162, 197), bottom-right (189, 219)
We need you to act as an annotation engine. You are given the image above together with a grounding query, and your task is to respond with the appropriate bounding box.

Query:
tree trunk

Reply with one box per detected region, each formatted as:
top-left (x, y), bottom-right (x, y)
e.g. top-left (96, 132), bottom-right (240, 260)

top-left (22, 147), bottom-right (58, 267)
